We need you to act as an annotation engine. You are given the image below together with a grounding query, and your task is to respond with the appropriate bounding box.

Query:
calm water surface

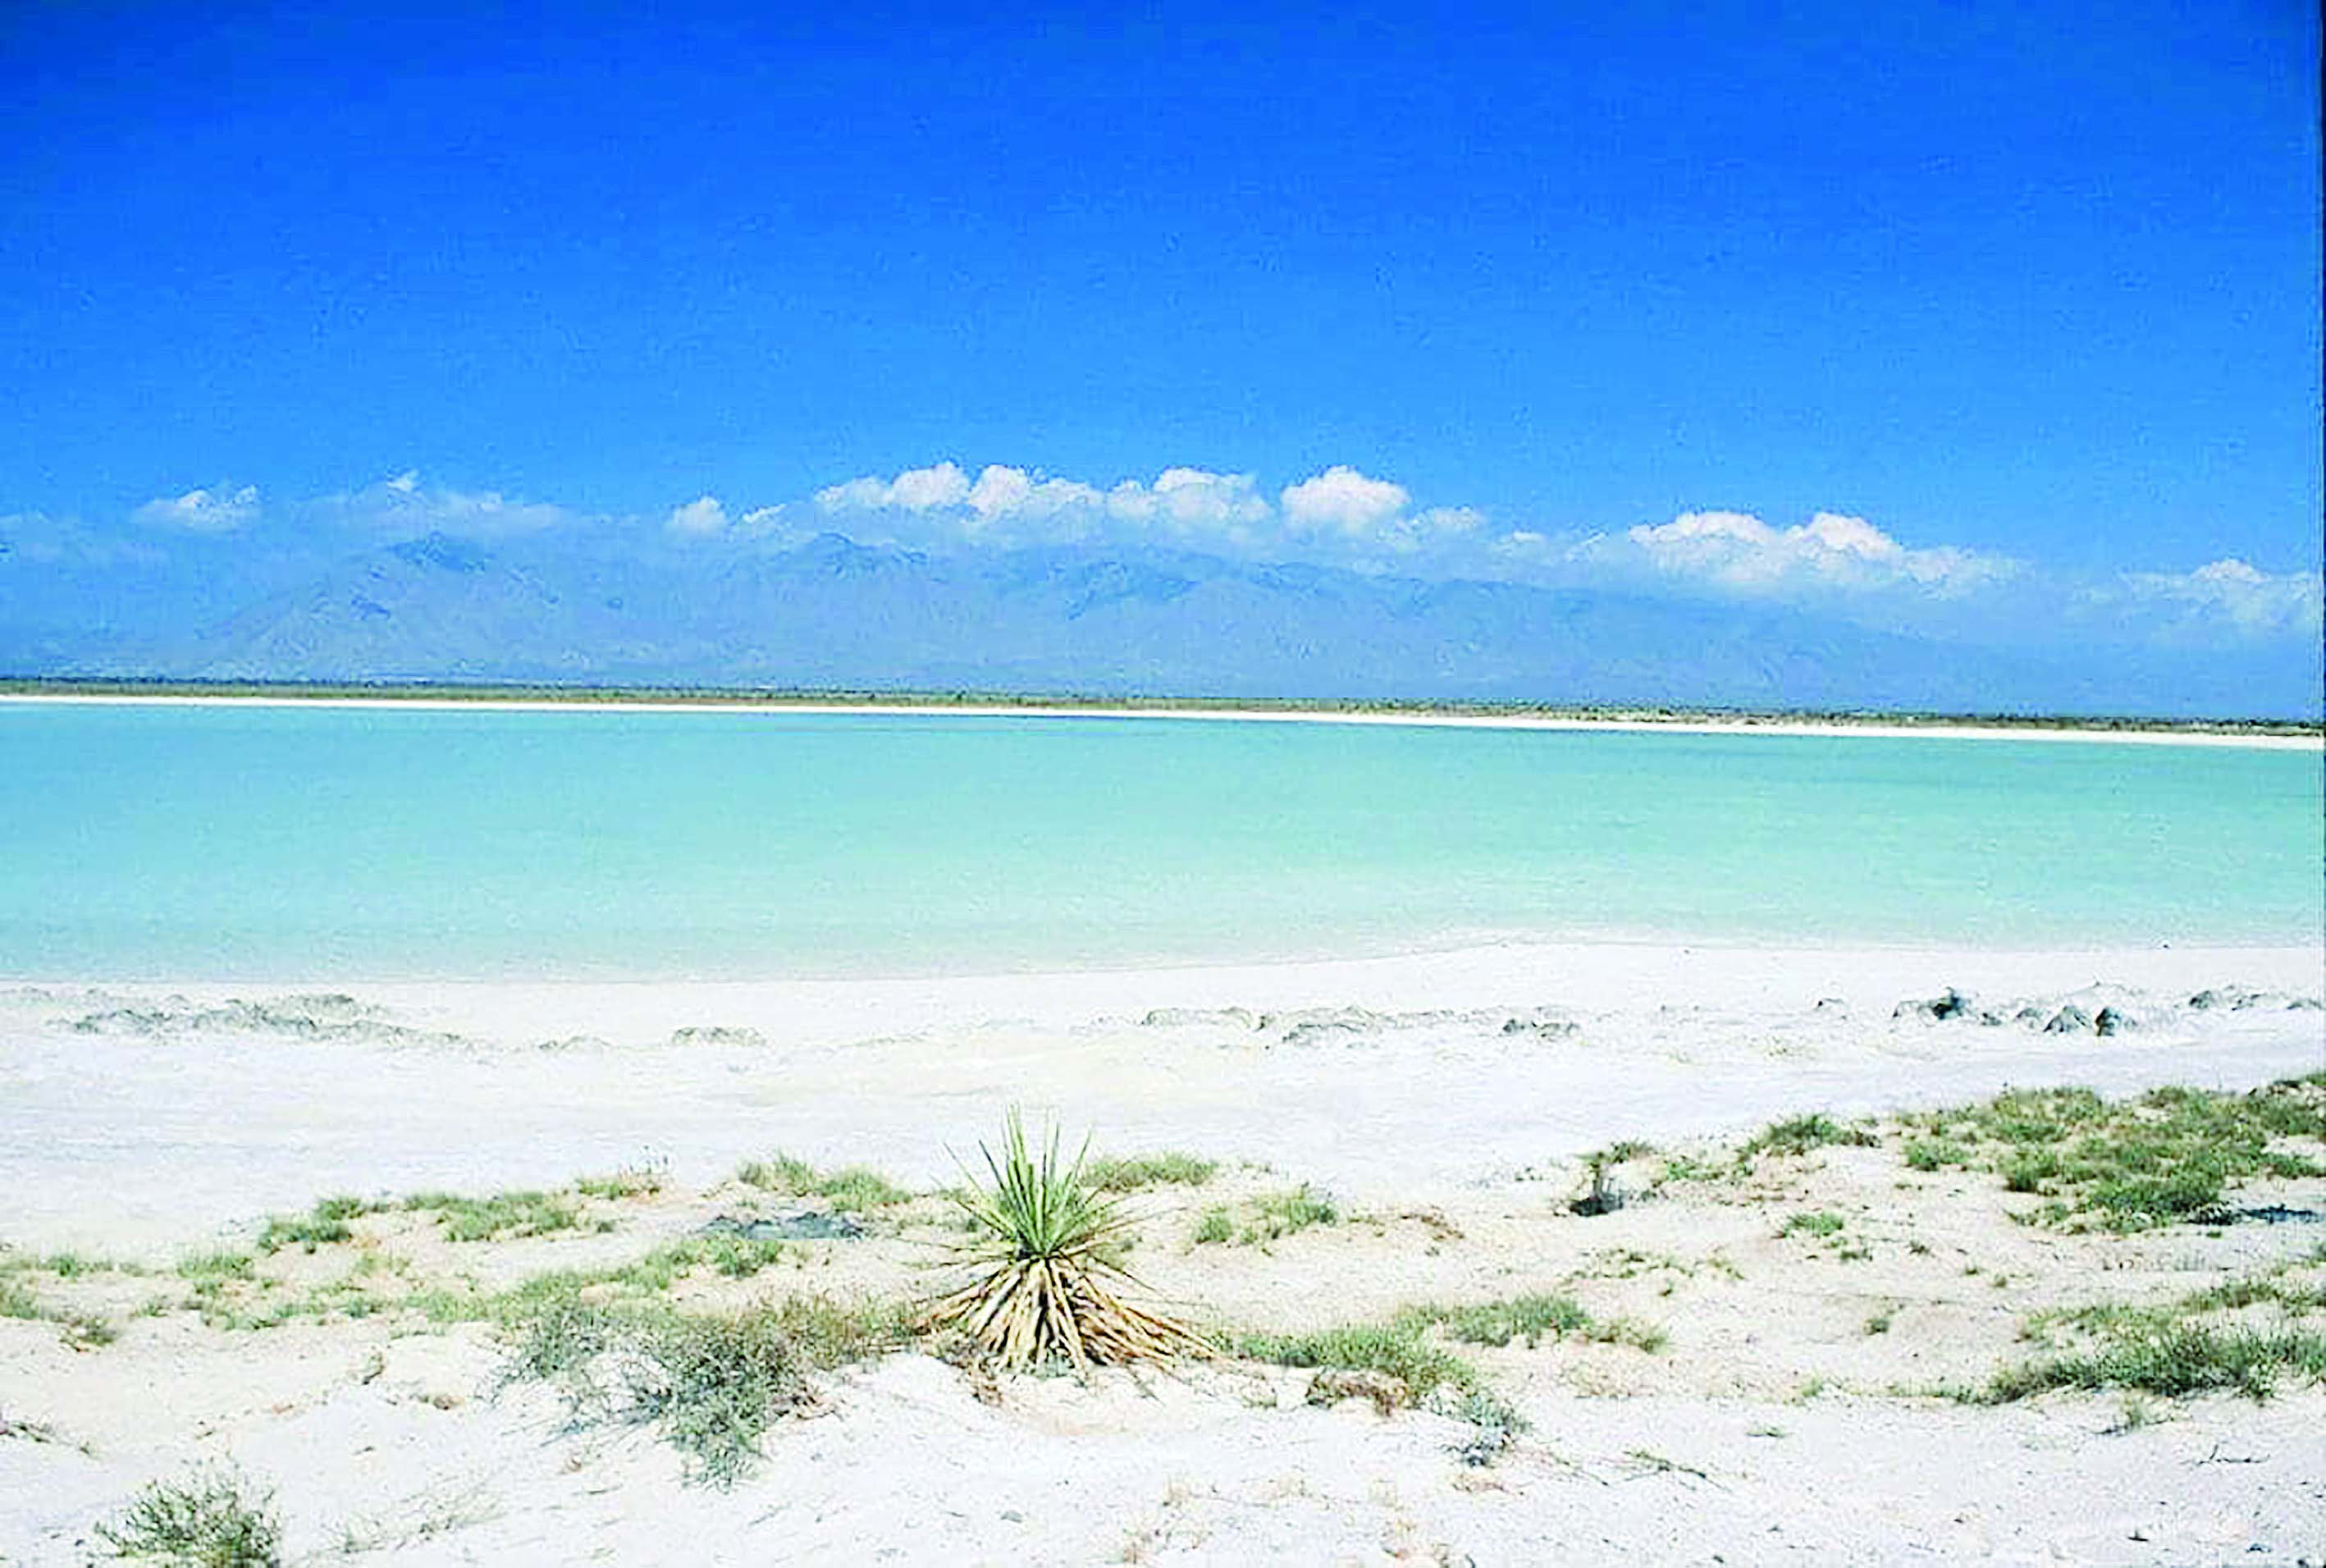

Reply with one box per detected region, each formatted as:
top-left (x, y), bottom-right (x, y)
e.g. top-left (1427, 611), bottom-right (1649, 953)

top-left (1, 703), bottom-right (2318, 978)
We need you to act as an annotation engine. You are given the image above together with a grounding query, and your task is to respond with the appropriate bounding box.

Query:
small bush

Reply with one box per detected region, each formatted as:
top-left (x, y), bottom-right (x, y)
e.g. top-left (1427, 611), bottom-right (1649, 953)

top-left (502, 1294), bottom-right (905, 1485)
top-left (1190, 1206), bottom-right (1235, 1245)
top-left (95, 1462), bottom-right (281, 1566)
top-left (575, 1168), bottom-right (664, 1200)
top-left (1423, 1294), bottom-right (1589, 1348)
top-left (738, 1155), bottom-right (912, 1212)
top-left (1780, 1210), bottom-right (1846, 1240)
top-left (1239, 1323), bottom-right (1476, 1402)
top-left (407, 1191), bottom-right (582, 1243)
top-left (254, 1195), bottom-right (379, 1254)
top-left (1403, 1295), bottom-right (1666, 1353)
top-left (1241, 1186), bottom-right (1337, 1243)
top-left (1912, 1076), bottom-right (2326, 1232)
top-left (1448, 1387), bottom-right (1531, 1466)
top-left (1903, 1140), bottom-right (1972, 1173)
top-left (1984, 1267), bottom-right (2326, 1402)
top-left (620, 1310), bottom-right (820, 1487)
top-left (176, 1253), bottom-right (255, 1282)
top-left (1085, 1152), bottom-right (1218, 1191)
top-left (64, 1314), bottom-right (117, 1351)
top-left (1986, 1321), bottom-right (2326, 1401)
top-left (1742, 1114), bottom-right (1876, 1161)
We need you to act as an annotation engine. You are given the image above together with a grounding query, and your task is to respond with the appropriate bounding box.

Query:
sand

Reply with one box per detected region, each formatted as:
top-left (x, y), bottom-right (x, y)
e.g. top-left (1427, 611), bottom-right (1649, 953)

top-left (3, 939), bottom-right (2323, 1564)
top-left (3, 690), bottom-right (2320, 747)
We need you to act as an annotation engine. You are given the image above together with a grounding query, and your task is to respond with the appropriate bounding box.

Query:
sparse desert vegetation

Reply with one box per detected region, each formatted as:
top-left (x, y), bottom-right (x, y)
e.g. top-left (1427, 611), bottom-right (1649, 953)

top-left (94, 1463), bottom-right (281, 1566)
top-left (6, 1071), bottom-right (2323, 1561)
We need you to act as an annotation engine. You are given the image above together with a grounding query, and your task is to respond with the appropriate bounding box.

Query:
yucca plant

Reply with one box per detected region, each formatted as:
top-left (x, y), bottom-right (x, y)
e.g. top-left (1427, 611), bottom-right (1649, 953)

top-left (919, 1110), bottom-right (1213, 1371)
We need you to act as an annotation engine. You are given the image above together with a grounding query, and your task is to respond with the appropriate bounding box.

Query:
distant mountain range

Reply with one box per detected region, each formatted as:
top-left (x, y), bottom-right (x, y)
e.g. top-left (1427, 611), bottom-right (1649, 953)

top-left (2, 528), bottom-right (2318, 717)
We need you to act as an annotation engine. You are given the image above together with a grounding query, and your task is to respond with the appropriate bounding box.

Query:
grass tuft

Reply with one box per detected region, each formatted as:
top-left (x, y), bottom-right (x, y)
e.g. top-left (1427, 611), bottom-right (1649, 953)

top-left (1186, 1190), bottom-right (1336, 1246)
top-left (1239, 1323), bottom-right (1476, 1402)
top-left (1982, 1265), bottom-right (2326, 1402)
top-left (1401, 1294), bottom-right (1668, 1353)
top-left (501, 1294), bottom-right (905, 1486)
top-left (1900, 1076), bottom-right (2326, 1232)
top-left (737, 1155), bottom-right (912, 1212)
top-left (254, 1195), bottom-right (381, 1254)
top-left (1741, 1113), bottom-right (1876, 1161)
top-left (1084, 1151), bottom-right (1218, 1192)
top-left (94, 1462), bottom-right (281, 1566)
top-left (1780, 1210), bottom-right (1846, 1240)
top-left (405, 1190), bottom-right (583, 1243)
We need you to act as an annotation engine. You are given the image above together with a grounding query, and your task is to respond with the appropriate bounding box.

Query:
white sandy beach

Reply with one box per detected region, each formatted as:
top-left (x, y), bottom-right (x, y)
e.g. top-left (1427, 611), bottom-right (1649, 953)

top-left (3, 939), bottom-right (2324, 1565)
top-left (4, 690), bottom-right (2319, 748)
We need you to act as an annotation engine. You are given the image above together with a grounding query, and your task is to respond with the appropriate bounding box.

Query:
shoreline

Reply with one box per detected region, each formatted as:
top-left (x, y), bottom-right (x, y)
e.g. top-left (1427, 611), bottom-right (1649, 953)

top-left (8, 935), bottom-right (2324, 1008)
top-left (6, 937), bottom-right (2319, 1255)
top-left (3, 688), bottom-right (2319, 749)
top-left (7, 937), bottom-right (2323, 1562)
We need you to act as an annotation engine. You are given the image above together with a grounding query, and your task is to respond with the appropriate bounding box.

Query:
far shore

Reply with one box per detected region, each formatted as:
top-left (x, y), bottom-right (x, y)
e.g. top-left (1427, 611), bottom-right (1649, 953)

top-left (3, 683), bottom-right (2320, 749)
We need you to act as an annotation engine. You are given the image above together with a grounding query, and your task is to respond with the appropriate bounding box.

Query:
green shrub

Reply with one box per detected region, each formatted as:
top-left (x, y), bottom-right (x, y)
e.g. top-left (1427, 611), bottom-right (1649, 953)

top-left (1239, 1323), bottom-right (1476, 1401)
top-left (502, 1294), bottom-right (905, 1485)
top-left (738, 1155), bottom-right (912, 1211)
top-left (1241, 1186), bottom-right (1337, 1243)
top-left (1741, 1114), bottom-right (1875, 1160)
top-left (1084, 1152), bottom-right (1219, 1191)
top-left (94, 1463), bottom-right (281, 1566)
top-left (1903, 1139), bottom-right (1972, 1173)
top-left (254, 1195), bottom-right (379, 1254)
top-left (406, 1190), bottom-right (582, 1243)
top-left (1986, 1321), bottom-right (2326, 1401)
top-left (1780, 1210), bottom-right (1846, 1240)
top-left (1401, 1294), bottom-right (1666, 1353)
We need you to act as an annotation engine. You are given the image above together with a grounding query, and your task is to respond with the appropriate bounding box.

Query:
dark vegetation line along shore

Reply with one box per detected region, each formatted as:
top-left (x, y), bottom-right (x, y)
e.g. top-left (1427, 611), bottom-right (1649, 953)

top-left (2, 677), bottom-right (2318, 735)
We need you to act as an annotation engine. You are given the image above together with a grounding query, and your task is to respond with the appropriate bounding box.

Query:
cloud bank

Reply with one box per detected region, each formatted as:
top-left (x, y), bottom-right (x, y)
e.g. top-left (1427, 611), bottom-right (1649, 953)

top-left (30, 461), bottom-right (2322, 654)
top-left (133, 485), bottom-right (260, 532)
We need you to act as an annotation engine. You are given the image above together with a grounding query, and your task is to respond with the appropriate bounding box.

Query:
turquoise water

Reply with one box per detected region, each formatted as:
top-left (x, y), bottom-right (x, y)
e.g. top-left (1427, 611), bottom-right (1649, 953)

top-left (0, 702), bottom-right (2318, 979)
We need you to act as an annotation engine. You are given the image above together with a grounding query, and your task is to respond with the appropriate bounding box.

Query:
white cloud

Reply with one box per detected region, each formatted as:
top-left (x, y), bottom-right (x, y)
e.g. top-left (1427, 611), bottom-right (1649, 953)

top-left (816, 461), bottom-right (974, 514)
top-left (1281, 466), bottom-right (1410, 535)
top-left (307, 474), bottom-right (571, 536)
top-left (1104, 469), bottom-right (1273, 537)
top-left (967, 465), bottom-right (1104, 522)
top-left (814, 461), bottom-right (1278, 549)
top-left (1619, 510), bottom-right (2013, 595)
top-left (2120, 557), bottom-right (2324, 634)
top-left (133, 484), bottom-right (259, 532)
top-left (666, 495), bottom-right (729, 536)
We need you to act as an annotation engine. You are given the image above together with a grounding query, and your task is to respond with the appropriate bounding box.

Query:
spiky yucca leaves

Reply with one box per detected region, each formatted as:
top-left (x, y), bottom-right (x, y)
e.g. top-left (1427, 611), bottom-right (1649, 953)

top-left (920, 1111), bottom-right (1213, 1371)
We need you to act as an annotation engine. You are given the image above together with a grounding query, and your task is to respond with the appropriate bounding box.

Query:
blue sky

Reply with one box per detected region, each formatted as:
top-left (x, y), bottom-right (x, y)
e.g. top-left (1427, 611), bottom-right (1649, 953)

top-left (2, 0), bottom-right (2319, 645)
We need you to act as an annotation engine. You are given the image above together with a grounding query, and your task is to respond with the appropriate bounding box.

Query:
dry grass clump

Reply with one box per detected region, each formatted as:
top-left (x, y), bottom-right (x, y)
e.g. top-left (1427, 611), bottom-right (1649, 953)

top-left (736, 1154), bottom-right (912, 1212)
top-left (1741, 1113), bottom-right (1877, 1161)
top-left (1187, 1185), bottom-right (1338, 1246)
top-left (502, 1293), bottom-right (905, 1485)
top-left (94, 1462), bottom-right (281, 1566)
top-left (1084, 1150), bottom-right (1218, 1192)
top-left (919, 1110), bottom-right (1214, 1371)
